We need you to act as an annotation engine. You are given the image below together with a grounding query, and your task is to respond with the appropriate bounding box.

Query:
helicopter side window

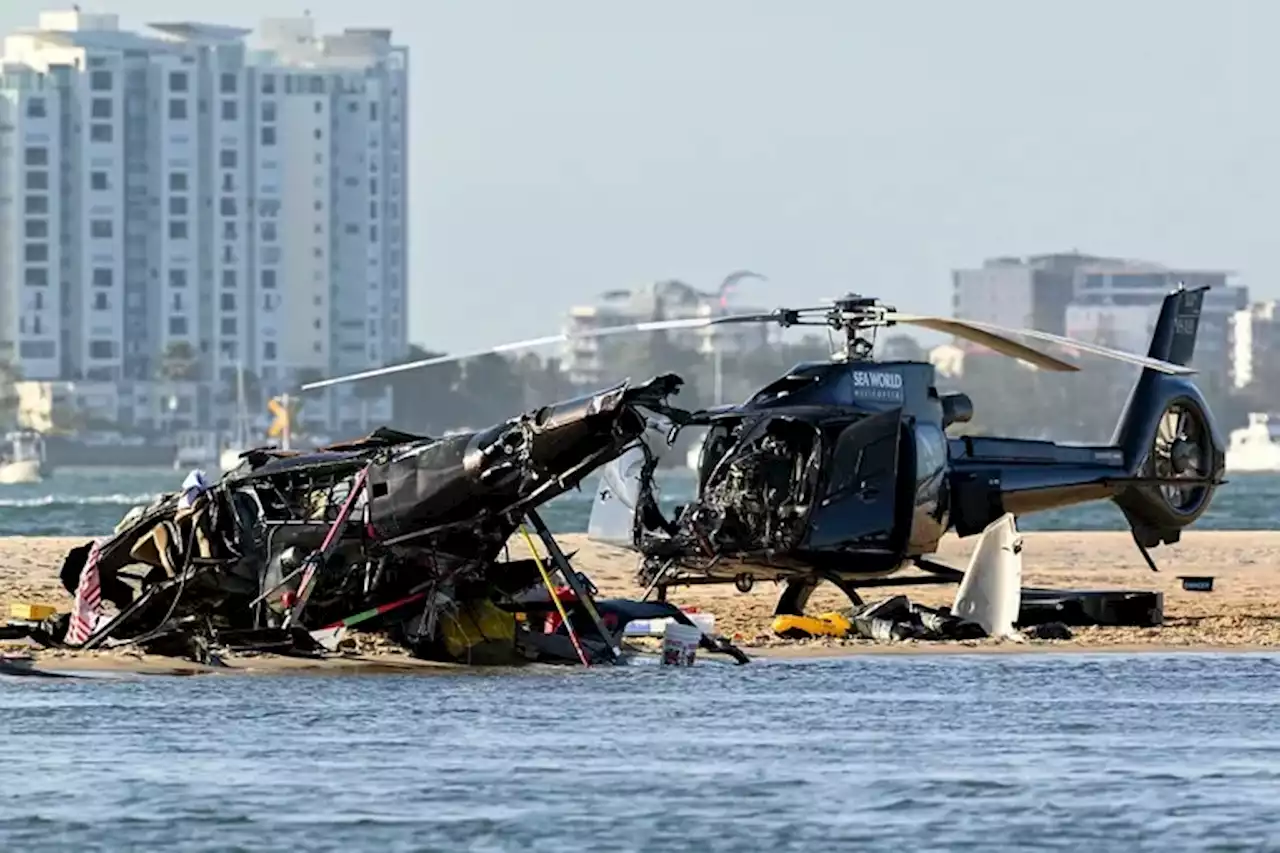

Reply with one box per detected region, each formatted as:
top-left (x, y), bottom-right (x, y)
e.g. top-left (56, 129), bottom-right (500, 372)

top-left (914, 423), bottom-right (947, 481)
top-left (828, 416), bottom-right (898, 499)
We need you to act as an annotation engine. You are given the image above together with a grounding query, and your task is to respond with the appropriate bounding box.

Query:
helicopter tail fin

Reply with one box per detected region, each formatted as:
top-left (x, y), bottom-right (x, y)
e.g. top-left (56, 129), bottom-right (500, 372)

top-left (1108, 286), bottom-right (1226, 550)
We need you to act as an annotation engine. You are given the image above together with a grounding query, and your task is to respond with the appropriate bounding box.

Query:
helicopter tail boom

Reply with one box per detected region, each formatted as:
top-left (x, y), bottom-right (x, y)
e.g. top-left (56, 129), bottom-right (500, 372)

top-left (1107, 285), bottom-right (1226, 548)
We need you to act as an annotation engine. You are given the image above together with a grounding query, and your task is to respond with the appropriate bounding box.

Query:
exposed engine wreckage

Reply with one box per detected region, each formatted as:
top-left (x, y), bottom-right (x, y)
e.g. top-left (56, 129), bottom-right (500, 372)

top-left (35, 375), bottom-right (749, 667)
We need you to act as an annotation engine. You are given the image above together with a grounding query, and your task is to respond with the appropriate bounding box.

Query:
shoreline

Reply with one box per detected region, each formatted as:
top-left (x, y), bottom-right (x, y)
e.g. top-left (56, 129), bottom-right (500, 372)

top-left (10, 639), bottom-right (1280, 680)
top-left (5, 530), bottom-right (1280, 675)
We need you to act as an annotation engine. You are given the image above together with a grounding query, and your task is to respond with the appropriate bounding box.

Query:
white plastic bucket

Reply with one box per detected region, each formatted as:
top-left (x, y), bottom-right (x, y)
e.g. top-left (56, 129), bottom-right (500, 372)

top-left (661, 622), bottom-right (701, 666)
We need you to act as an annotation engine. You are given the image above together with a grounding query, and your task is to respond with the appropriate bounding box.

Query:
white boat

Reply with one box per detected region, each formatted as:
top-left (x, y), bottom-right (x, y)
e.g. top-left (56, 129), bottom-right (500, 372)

top-left (1224, 412), bottom-right (1280, 472)
top-left (0, 430), bottom-right (47, 484)
top-left (173, 429), bottom-right (219, 471)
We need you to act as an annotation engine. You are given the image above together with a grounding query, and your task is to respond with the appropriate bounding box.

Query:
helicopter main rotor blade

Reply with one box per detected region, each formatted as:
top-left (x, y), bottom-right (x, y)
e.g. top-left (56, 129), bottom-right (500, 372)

top-left (888, 316), bottom-right (1081, 372)
top-left (299, 310), bottom-right (803, 391)
top-left (888, 313), bottom-right (1197, 376)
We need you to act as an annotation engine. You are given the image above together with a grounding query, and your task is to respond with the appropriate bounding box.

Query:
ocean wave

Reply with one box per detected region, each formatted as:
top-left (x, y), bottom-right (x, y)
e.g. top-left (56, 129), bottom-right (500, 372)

top-left (0, 493), bottom-right (161, 509)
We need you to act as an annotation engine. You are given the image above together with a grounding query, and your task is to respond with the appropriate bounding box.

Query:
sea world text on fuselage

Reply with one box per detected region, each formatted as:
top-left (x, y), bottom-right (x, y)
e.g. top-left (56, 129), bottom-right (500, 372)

top-left (850, 370), bottom-right (905, 400)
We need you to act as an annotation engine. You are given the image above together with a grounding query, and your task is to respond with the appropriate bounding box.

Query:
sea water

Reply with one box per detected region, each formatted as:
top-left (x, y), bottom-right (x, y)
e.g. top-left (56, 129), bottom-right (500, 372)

top-left (3, 652), bottom-right (1280, 852)
top-left (3, 467), bottom-right (1280, 538)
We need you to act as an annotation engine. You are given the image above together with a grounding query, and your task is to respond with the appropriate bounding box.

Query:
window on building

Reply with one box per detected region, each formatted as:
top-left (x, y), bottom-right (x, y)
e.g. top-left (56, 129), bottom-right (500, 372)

top-left (168, 99), bottom-right (188, 120)
top-left (169, 220), bottom-right (188, 240)
top-left (313, 128), bottom-right (322, 140)
top-left (220, 197), bottom-right (237, 216)
top-left (169, 268), bottom-right (188, 288)
top-left (221, 270), bottom-right (237, 290)
top-left (90, 219), bottom-right (113, 239)
top-left (264, 341), bottom-right (277, 360)
top-left (25, 170), bottom-right (47, 191)
top-left (261, 126), bottom-right (276, 146)
top-left (369, 102), bottom-right (378, 121)
top-left (25, 195), bottom-right (47, 215)
top-left (90, 123), bottom-right (113, 143)
top-left (92, 268), bottom-right (113, 288)
top-left (23, 147), bottom-right (47, 166)
top-left (222, 174), bottom-right (235, 192)
top-left (220, 292), bottom-right (237, 311)
top-left (169, 196), bottom-right (189, 217)
top-left (24, 243), bottom-right (47, 263)
top-left (220, 72), bottom-right (237, 93)
top-left (220, 317), bottom-right (237, 335)
top-left (90, 171), bottom-right (109, 191)
top-left (220, 149), bottom-right (237, 169)
top-left (91, 97), bottom-right (112, 119)
top-left (261, 101), bottom-right (276, 122)
top-left (261, 269), bottom-right (276, 290)
top-left (90, 70), bottom-right (113, 91)
top-left (261, 74), bottom-right (275, 94)
top-left (344, 224), bottom-right (359, 235)
top-left (314, 100), bottom-right (324, 113)
top-left (26, 98), bottom-right (46, 118)
top-left (261, 221), bottom-right (277, 242)
top-left (89, 339), bottom-right (115, 358)
top-left (24, 219), bottom-right (47, 239)
top-left (222, 221), bottom-right (237, 240)
top-left (220, 100), bottom-right (237, 121)
top-left (24, 267), bottom-right (47, 287)
top-left (168, 71), bottom-right (188, 92)
top-left (93, 293), bottom-right (109, 311)
top-left (168, 316), bottom-right (188, 336)
top-left (169, 172), bottom-right (188, 192)
top-left (370, 225), bottom-right (378, 243)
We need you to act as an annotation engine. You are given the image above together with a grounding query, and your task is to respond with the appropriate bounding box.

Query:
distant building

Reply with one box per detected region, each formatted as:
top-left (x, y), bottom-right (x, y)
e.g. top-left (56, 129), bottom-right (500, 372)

top-left (0, 9), bottom-right (407, 434)
top-left (562, 280), bottom-right (773, 388)
top-left (951, 252), bottom-right (1128, 338)
top-left (1231, 300), bottom-right (1280, 390)
top-left (1065, 263), bottom-right (1246, 390)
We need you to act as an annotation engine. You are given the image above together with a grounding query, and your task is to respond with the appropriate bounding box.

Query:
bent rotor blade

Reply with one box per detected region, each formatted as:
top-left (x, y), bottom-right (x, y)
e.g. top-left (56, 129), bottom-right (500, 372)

top-left (889, 314), bottom-right (1198, 376)
top-left (299, 311), bottom-right (798, 391)
top-left (889, 316), bottom-right (1080, 372)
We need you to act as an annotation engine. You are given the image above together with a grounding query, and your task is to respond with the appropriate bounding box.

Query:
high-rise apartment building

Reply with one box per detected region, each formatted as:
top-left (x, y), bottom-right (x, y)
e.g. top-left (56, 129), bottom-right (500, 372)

top-left (0, 10), bottom-right (407, 434)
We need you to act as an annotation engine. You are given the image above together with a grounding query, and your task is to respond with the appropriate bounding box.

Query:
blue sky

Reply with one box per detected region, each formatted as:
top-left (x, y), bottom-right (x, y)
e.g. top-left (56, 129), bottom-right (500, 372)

top-left (4, 0), bottom-right (1275, 354)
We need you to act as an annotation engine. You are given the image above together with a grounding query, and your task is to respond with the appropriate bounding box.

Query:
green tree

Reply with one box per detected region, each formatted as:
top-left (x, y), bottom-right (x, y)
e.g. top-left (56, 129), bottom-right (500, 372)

top-left (157, 341), bottom-right (199, 381)
top-left (385, 346), bottom-right (464, 434)
top-left (0, 361), bottom-right (19, 429)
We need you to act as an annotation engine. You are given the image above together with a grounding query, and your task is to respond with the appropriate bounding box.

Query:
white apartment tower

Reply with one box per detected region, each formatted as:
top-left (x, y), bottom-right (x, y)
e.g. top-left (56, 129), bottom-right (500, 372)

top-left (0, 10), bottom-right (407, 433)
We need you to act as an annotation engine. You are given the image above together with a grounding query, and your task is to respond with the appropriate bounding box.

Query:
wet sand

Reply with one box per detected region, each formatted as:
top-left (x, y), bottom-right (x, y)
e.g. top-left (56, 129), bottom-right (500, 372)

top-left (4, 531), bottom-right (1280, 674)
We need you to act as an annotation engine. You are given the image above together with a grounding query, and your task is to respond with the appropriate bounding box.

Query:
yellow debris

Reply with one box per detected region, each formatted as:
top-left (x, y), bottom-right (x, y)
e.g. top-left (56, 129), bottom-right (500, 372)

top-left (772, 610), bottom-right (853, 639)
top-left (10, 603), bottom-right (57, 622)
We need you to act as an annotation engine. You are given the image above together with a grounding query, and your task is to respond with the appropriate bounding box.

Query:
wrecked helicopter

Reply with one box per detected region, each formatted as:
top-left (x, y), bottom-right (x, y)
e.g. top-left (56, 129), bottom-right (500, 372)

top-left (304, 285), bottom-right (1226, 621)
top-left (45, 374), bottom-right (748, 666)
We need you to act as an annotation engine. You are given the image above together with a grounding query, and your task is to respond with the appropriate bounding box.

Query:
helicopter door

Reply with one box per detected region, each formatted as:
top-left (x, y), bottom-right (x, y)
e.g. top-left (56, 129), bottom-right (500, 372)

top-left (803, 409), bottom-right (903, 553)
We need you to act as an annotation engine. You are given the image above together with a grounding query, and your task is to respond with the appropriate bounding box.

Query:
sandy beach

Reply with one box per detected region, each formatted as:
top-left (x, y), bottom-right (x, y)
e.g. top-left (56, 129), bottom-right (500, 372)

top-left (4, 530), bottom-right (1280, 674)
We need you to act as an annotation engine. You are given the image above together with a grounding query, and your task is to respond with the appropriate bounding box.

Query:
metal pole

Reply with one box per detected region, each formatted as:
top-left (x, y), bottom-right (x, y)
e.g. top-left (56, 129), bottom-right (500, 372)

top-left (713, 342), bottom-right (723, 405)
top-left (281, 392), bottom-right (292, 451)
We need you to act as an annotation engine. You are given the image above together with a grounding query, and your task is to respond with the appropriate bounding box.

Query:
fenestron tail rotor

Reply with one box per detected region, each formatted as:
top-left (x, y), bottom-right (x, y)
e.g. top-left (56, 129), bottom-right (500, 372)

top-left (300, 288), bottom-right (1197, 392)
